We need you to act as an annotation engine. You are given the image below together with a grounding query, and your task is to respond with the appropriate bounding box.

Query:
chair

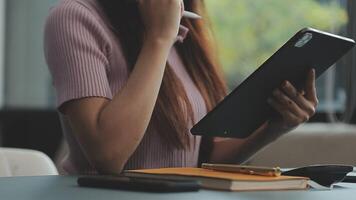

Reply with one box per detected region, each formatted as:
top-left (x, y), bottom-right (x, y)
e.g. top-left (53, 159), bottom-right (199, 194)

top-left (0, 148), bottom-right (58, 177)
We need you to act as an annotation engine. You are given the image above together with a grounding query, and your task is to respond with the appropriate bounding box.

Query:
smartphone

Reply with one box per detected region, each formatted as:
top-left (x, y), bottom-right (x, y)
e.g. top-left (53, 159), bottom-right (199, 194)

top-left (77, 175), bottom-right (200, 192)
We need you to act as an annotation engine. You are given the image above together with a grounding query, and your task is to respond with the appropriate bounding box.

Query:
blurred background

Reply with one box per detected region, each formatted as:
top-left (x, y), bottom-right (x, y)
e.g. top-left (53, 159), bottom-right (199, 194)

top-left (0, 0), bottom-right (355, 165)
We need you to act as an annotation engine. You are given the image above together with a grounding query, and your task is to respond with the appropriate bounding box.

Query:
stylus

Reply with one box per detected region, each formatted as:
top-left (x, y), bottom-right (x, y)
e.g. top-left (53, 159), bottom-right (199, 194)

top-left (202, 163), bottom-right (282, 177)
top-left (183, 11), bottom-right (202, 19)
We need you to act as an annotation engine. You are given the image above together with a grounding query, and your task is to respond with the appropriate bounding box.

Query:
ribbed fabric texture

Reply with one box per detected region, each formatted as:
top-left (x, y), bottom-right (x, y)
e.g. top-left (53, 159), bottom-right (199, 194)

top-left (44, 0), bottom-right (207, 174)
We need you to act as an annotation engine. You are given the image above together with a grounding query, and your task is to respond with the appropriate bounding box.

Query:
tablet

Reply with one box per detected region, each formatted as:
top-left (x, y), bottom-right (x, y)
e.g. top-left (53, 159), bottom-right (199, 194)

top-left (190, 27), bottom-right (355, 138)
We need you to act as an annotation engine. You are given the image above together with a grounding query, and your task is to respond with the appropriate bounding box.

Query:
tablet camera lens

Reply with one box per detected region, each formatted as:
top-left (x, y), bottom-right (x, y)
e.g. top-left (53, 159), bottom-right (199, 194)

top-left (295, 33), bottom-right (313, 48)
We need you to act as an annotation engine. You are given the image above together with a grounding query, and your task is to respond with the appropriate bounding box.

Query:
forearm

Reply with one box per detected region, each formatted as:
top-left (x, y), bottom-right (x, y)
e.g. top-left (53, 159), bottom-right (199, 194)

top-left (209, 122), bottom-right (284, 164)
top-left (99, 39), bottom-right (171, 134)
top-left (90, 39), bottom-right (173, 173)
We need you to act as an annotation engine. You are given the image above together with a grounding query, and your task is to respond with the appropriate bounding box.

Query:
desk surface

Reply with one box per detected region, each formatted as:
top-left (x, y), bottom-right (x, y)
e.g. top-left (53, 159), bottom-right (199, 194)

top-left (0, 176), bottom-right (356, 200)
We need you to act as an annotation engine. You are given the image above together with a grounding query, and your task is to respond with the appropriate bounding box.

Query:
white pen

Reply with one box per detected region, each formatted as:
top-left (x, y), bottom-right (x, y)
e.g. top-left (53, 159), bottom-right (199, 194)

top-left (183, 11), bottom-right (202, 19)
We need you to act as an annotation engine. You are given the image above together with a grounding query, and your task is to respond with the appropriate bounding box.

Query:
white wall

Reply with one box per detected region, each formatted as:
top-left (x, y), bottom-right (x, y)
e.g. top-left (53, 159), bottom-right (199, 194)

top-left (4, 0), bottom-right (56, 108)
top-left (0, 0), bottom-right (5, 107)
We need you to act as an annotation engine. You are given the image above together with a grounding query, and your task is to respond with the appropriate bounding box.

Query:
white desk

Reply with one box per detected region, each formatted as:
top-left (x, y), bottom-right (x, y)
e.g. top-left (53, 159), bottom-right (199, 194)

top-left (0, 176), bottom-right (356, 200)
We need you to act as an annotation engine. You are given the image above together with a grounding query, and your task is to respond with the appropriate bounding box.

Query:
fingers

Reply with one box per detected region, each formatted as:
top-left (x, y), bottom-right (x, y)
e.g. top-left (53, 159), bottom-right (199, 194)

top-left (270, 89), bottom-right (311, 124)
top-left (138, 0), bottom-right (183, 42)
top-left (267, 97), bottom-right (306, 127)
top-left (305, 69), bottom-right (319, 106)
top-left (268, 69), bottom-right (319, 129)
top-left (181, 0), bottom-right (185, 16)
top-left (281, 81), bottom-right (316, 116)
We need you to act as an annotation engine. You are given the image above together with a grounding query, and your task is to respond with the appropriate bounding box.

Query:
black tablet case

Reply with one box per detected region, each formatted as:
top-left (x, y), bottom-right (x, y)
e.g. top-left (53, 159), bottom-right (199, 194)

top-left (191, 28), bottom-right (355, 138)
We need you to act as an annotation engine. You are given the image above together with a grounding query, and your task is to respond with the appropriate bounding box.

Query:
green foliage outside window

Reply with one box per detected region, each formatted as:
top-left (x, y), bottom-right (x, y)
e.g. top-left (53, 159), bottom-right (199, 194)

top-left (205, 0), bottom-right (348, 88)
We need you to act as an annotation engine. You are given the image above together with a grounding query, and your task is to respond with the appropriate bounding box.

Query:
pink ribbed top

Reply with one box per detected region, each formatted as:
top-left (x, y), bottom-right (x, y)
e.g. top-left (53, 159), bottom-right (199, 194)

top-left (44, 0), bottom-right (207, 174)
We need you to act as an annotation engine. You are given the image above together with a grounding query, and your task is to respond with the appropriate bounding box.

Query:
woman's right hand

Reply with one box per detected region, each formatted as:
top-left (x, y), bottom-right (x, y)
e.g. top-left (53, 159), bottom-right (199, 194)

top-left (138, 0), bottom-right (183, 44)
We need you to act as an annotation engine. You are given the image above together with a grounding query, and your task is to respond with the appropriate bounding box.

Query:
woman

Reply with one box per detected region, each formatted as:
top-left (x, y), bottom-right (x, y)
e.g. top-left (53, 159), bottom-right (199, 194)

top-left (44, 0), bottom-right (318, 175)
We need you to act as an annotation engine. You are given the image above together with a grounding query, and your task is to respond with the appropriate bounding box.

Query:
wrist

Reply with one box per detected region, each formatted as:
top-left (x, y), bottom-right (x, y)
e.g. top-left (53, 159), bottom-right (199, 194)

top-left (144, 34), bottom-right (176, 48)
top-left (251, 122), bottom-right (285, 143)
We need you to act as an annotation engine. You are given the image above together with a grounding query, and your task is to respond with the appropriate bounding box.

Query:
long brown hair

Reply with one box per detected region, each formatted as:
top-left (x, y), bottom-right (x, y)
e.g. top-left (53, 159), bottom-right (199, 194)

top-left (98, 0), bottom-right (227, 149)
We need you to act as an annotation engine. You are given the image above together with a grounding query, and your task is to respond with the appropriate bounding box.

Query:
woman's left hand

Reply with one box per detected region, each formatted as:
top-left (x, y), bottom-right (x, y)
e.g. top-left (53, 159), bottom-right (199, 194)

top-left (266, 69), bottom-right (319, 135)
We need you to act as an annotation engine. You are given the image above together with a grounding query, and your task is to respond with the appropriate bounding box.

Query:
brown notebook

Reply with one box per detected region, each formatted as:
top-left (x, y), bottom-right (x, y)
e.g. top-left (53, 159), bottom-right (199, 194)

top-left (124, 168), bottom-right (309, 191)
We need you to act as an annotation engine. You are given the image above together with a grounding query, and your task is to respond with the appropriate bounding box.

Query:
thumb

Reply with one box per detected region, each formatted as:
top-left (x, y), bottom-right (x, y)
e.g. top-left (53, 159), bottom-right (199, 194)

top-left (305, 69), bottom-right (318, 104)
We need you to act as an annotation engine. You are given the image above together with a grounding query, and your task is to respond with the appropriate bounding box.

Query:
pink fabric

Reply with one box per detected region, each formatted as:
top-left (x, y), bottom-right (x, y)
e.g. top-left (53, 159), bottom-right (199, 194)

top-left (44, 0), bottom-right (207, 174)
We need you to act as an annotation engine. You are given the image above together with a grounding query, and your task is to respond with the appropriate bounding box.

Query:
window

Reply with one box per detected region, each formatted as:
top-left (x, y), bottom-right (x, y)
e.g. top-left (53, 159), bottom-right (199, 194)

top-left (205, 0), bottom-right (354, 120)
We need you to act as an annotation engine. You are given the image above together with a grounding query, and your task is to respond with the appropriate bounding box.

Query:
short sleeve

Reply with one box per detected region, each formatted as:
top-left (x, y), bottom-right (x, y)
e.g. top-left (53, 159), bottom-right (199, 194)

top-left (44, 1), bottom-right (113, 109)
